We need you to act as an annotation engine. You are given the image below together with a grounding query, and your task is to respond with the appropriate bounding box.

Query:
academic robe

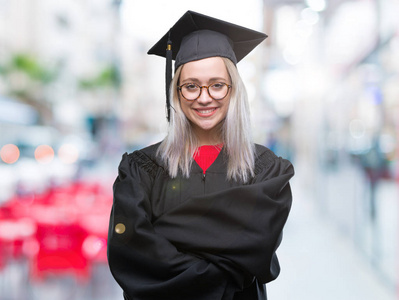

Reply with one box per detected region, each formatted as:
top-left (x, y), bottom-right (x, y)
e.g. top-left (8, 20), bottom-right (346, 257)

top-left (108, 142), bottom-right (294, 300)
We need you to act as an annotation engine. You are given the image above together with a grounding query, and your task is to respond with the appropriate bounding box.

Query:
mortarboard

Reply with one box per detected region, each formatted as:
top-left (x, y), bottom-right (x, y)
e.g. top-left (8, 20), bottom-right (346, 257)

top-left (147, 10), bottom-right (267, 122)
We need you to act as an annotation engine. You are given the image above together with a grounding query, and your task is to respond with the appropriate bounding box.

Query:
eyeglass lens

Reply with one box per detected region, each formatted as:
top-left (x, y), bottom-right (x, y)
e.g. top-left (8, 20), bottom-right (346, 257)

top-left (180, 83), bottom-right (229, 100)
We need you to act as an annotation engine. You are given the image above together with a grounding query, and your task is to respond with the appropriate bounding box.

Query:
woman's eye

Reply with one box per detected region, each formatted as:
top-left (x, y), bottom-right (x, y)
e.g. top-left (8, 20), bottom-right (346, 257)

top-left (185, 84), bottom-right (198, 90)
top-left (212, 83), bottom-right (224, 89)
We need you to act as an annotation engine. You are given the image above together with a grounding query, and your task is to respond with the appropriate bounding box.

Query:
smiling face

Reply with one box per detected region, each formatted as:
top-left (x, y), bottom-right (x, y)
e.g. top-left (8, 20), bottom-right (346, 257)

top-left (178, 57), bottom-right (231, 145)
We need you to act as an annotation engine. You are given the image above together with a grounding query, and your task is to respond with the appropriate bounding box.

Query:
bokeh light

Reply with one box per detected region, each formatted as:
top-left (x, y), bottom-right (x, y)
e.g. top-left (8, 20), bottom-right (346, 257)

top-left (0, 144), bottom-right (20, 164)
top-left (82, 235), bottom-right (107, 258)
top-left (58, 144), bottom-right (80, 164)
top-left (34, 145), bottom-right (55, 164)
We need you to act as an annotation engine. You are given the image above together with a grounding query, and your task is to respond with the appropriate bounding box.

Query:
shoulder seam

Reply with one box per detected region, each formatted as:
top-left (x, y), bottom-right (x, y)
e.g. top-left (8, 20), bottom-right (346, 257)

top-left (254, 148), bottom-right (278, 175)
top-left (128, 150), bottom-right (159, 178)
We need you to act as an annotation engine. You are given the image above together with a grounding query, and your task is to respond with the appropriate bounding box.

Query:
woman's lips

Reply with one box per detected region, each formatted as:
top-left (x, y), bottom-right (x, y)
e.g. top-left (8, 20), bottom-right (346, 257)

top-left (194, 107), bottom-right (218, 117)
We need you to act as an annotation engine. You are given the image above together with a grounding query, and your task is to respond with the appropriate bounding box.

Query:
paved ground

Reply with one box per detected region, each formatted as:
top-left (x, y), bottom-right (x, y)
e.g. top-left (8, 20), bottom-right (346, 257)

top-left (267, 174), bottom-right (397, 300)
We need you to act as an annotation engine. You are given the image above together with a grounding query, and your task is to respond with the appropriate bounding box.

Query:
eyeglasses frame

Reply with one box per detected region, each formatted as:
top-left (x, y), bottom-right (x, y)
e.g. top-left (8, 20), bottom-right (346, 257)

top-left (177, 82), bottom-right (232, 101)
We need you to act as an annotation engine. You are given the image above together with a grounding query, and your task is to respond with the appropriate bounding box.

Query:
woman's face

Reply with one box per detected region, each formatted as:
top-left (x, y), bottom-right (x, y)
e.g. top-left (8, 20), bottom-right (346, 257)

top-left (178, 57), bottom-right (231, 142)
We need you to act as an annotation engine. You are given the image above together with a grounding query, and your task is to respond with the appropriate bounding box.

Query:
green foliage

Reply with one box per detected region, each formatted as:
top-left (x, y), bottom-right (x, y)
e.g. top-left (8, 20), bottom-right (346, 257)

top-left (0, 53), bottom-right (120, 91)
top-left (13, 54), bottom-right (57, 83)
top-left (0, 53), bottom-right (58, 83)
top-left (79, 64), bottom-right (120, 90)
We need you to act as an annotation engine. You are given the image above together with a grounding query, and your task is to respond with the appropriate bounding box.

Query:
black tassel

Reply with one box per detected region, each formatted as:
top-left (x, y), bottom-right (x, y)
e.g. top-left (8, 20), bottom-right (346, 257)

top-left (165, 30), bottom-right (172, 122)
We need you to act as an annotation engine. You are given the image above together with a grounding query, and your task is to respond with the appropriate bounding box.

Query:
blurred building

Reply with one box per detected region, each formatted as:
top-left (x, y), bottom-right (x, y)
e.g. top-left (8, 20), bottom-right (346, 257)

top-left (261, 0), bottom-right (399, 293)
top-left (0, 0), bottom-right (122, 134)
top-left (0, 0), bottom-right (123, 210)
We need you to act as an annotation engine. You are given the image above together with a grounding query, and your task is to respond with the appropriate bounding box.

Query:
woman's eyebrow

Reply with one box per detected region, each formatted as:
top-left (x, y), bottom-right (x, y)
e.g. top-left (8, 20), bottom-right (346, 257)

top-left (208, 77), bottom-right (229, 82)
top-left (180, 78), bottom-right (201, 84)
top-left (180, 77), bottom-right (229, 84)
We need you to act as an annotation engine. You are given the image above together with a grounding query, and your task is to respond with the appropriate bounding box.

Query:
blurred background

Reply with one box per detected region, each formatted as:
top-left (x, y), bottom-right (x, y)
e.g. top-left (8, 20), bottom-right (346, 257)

top-left (0, 0), bottom-right (398, 299)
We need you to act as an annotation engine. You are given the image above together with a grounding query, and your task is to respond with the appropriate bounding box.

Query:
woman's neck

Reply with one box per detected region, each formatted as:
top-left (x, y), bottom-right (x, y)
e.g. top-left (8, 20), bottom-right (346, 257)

top-left (194, 129), bottom-right (222, 146)
top-left (198, 139), bottom-right (223, 146)
top-left (192, 121), bottom-right (224, 146)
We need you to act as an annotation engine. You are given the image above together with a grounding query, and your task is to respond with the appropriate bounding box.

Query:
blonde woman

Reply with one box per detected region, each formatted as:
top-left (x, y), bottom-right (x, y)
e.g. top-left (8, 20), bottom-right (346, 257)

top-left (108, 11), bottom-right (294, 300)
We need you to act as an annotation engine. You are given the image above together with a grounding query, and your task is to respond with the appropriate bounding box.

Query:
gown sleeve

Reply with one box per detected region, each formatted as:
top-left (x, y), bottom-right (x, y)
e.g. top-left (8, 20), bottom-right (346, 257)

top-left (153, 150), bottom-right (294, 284)
top-left (107, 153), bottom-right (243, 300)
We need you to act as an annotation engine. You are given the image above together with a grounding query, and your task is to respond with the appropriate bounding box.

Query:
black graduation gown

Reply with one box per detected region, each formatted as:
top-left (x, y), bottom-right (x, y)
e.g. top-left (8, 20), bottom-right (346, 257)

top-left (108, 143), bottom-right (294, 300)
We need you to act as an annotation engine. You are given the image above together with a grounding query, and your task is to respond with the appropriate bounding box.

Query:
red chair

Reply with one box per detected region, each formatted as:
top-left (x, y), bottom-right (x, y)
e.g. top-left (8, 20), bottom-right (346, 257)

top-left (30, 222), bottom-right (89, 282)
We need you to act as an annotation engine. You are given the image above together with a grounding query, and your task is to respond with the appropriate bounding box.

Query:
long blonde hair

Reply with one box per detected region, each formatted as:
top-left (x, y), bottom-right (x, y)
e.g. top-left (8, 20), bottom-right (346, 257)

top-left (157, 57), bottom-right (255, 182)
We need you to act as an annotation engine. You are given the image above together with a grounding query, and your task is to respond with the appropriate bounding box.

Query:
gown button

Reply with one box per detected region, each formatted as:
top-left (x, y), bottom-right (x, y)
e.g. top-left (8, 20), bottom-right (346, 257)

top-left (115, 223), bottom-right (126, 234)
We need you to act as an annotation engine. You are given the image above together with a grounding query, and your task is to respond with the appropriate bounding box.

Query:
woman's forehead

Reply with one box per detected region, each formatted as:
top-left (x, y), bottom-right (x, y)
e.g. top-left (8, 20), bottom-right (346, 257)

top-left (180, 57), bottom-right (229, 80)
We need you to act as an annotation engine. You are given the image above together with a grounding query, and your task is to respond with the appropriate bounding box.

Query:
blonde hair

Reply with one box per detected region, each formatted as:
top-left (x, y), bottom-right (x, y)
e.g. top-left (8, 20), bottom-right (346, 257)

top-left (157, 57), bottom-right (255, 182)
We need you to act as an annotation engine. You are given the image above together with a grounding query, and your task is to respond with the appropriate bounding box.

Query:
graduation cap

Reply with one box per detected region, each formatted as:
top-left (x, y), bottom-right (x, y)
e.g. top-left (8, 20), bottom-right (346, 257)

top-left (148, 10), bottom-right (267, 122)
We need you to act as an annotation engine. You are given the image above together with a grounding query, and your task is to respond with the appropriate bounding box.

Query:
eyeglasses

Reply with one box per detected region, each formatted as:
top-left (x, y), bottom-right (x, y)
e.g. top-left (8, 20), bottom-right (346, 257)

top-left (177, 82), bottom-right (232, 101)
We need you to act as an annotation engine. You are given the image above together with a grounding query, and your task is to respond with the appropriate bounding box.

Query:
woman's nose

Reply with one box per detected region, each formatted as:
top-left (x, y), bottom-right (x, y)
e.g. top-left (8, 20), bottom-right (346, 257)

top-left (196, 87), bottom-right (213, 104)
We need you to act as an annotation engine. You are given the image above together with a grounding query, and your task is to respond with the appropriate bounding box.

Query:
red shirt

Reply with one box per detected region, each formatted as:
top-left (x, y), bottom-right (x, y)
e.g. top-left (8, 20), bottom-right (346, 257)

top-left (193, 145), bottom-right (223, 174)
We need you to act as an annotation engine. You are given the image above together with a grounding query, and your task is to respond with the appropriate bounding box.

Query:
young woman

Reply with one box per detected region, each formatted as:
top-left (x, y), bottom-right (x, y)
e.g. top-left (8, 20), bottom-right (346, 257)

top-left (108, 11), bottom-right (294, 300)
